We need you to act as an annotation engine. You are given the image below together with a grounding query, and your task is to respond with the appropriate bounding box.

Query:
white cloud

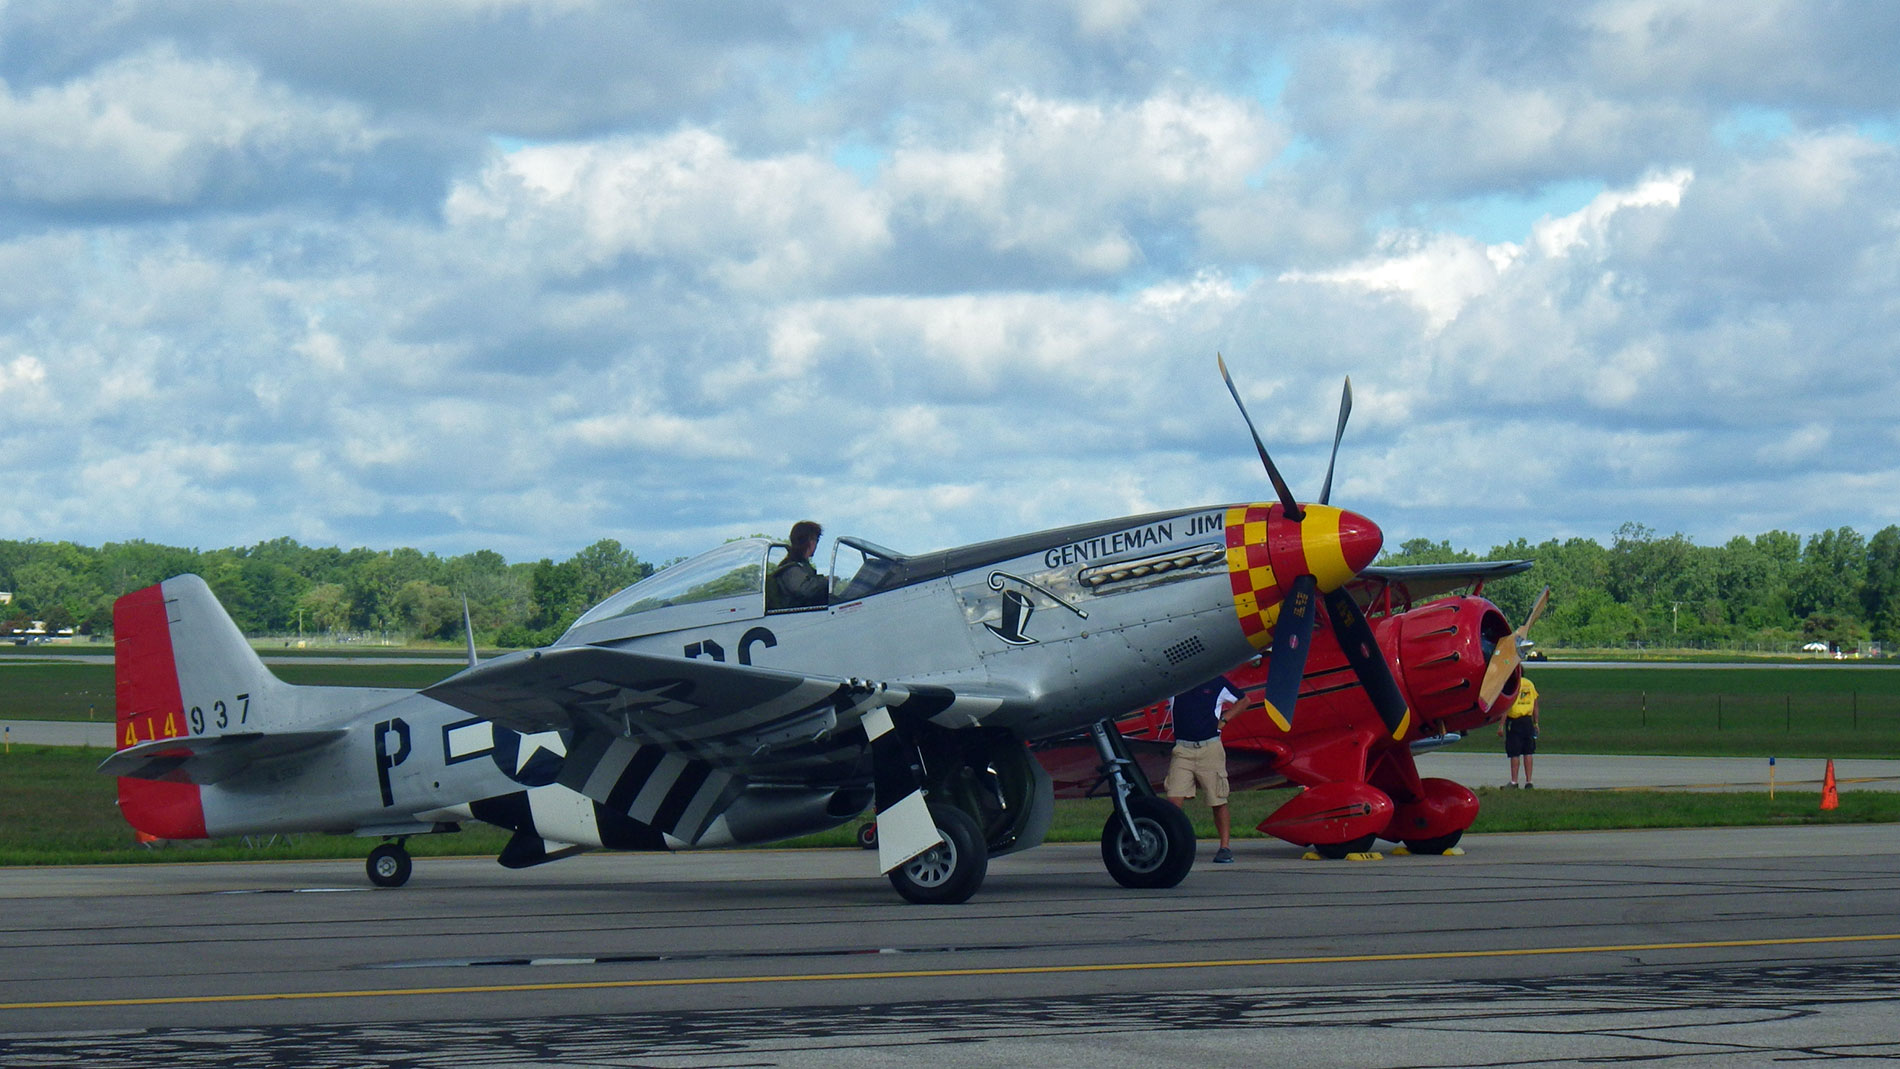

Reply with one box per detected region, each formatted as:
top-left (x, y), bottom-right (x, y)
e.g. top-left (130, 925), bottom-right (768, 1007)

top-left (886, 89), bottom-right (1281, 274)
top-left (1282, 232), bottom-right (1506, 332)
top-left (0, 44), bottom-right (379, 205)
top-left (1529, 168), bottom-right (1690, 257)
top-left (1, 2), bottom-right (1897, 566)
top-left (1282, 170), bottom-right (1693, 331)
top-left (446, 130), bottom-right (891, 293)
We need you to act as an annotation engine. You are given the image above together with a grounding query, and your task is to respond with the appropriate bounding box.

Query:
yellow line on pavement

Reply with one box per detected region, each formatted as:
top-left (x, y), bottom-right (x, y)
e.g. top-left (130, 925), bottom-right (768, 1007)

top-left (8, 932), bottom-right (1900, 1012)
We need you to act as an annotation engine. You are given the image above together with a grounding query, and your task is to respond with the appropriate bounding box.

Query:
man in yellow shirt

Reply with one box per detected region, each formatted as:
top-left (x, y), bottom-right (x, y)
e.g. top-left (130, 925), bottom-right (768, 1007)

top-left (1496, 676), bottom-right (1540, 788)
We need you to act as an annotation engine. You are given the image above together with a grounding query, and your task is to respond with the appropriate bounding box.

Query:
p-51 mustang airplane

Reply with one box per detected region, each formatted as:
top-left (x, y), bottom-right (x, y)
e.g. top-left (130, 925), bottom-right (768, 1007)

top-left (1038, 565), bottom-right (1547, 857)
top-left (104, 359), bottom-right (1410, 904)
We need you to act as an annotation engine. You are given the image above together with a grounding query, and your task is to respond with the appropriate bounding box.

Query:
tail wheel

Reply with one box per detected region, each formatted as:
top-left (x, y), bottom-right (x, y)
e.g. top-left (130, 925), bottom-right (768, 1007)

top-left (888, 804), bottom-right (988, 905)
top-left (1313, 833), bottom-right (1378, 860)
top-left (1403, 829), bottom-right (1464, 855)
top-left (366, 842), bottom-right (412, 888)
top-left (1100, 795), bottom-right (1196, 889)
top-left (856, 821), bottom-right (878, 850)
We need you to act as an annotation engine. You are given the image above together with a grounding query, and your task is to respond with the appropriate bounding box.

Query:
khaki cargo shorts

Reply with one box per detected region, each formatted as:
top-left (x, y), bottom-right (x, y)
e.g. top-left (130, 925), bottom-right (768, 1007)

top-left (1164, 738), bottom-right (1230, 806)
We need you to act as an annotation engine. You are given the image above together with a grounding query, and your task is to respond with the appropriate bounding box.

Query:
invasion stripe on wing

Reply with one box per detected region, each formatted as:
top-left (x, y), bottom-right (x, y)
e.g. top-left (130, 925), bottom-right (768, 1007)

top-left (560, 735), bottom-right (745, 843)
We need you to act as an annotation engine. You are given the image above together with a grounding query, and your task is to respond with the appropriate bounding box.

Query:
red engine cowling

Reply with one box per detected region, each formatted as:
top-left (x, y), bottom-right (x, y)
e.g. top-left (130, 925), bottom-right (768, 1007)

top-left (1258, 780), bottom-right (1393, 847)
top-left (1383, 595), bottom-right (1519, 737)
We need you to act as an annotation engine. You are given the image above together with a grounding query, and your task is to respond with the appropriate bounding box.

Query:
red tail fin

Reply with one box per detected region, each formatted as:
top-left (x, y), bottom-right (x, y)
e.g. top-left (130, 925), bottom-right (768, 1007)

top-left (114, 583), bottom-right (207, 839)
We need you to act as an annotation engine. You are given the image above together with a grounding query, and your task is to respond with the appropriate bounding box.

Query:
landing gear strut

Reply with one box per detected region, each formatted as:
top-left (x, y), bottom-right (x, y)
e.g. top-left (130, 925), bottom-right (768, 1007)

top-left (366, 840), bottom-right (412, 887)
top-left (1089, 720), bottom-right (1194, 889)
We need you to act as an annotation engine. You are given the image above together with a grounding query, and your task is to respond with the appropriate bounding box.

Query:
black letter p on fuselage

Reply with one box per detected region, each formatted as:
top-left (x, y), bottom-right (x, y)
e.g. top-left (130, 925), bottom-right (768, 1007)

top-left (374, 717), bottom-right (412, 807)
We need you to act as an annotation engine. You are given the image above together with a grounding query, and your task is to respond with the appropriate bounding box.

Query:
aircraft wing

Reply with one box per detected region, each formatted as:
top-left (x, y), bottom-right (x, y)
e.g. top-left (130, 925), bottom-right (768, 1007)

top-left (422, 646), bottom-right (1023, 771)
top-left (422, 645), bottom-right (1025, 851)
top-left (1351, 560), bottom-right (1533, 607)
top-left (97, 730), bottom-right (348, 785)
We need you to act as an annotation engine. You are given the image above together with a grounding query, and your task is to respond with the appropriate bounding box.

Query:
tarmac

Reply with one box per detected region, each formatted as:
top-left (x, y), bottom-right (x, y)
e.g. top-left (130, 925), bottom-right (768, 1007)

top-left (3, 826), bottom-right (1898, 1067)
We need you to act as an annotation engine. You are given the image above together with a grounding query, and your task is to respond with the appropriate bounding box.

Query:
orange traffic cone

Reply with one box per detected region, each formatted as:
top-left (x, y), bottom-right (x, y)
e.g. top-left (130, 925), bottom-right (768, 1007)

top-left (1820, 759), bottom-right (1839, 811)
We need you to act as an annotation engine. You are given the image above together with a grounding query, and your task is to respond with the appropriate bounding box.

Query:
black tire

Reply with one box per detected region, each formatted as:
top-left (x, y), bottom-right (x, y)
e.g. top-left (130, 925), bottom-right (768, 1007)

top-left (1100, 795), bottom-right (1196, 889)
top-left (1403, 829), bottom-right (1464, 855)
top-left (366, 843), bottom-right (412, 888)
top-left (888, 804), bottom-right (988, 905)
top-left (1312, 833), bottom-right (1378, 860)
top-left (856, 821), bottom-right (879, 850)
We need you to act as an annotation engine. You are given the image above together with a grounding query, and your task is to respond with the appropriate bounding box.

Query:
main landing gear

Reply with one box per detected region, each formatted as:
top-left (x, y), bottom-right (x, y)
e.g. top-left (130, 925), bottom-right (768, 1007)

top-left (1090, 720), bottom-right (1195, 889)
top-left (887, 803), bottom-right (988, 905)
top-left (366, 840), bottom-right (413, 888)
top-left (872, 715), bottom-right (1190, 902)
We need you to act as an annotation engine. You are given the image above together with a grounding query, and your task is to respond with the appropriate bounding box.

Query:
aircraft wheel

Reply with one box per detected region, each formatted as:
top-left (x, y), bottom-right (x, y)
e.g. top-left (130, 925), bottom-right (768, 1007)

top-left (366, 843), bottom-right (412, 888)
top-left (888, 804), bottom-right (987, 905)
top-left (1313, 833), bottom-right (1378, 860)
top-left (1100, 796), bottom-right (1195, 889)
top-left (1403, 829), bottom-right (1464, 855)
top-left (856, 821), bottom-right (878, 850)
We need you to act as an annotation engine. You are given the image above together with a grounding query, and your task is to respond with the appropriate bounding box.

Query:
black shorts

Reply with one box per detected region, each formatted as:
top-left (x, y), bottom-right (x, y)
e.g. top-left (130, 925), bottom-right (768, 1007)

top-left (1505, 717), bottom-right (1538, 757)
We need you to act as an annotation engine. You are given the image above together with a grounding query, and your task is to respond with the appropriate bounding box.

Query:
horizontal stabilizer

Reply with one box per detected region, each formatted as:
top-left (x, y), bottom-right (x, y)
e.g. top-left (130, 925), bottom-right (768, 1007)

top-left (97, 729), bottom-right (346, 785)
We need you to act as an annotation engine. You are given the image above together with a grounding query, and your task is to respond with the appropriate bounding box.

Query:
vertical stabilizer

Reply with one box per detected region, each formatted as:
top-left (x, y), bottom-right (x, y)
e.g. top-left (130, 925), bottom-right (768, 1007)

top-left (113, 574), bottom-right (283, 839)
top-left (166, 574), bottom-right (282, 717)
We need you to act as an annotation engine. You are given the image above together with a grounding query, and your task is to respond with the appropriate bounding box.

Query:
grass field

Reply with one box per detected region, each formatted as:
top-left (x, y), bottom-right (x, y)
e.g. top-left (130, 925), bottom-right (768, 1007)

top-left (1465, 665), bottom-right (1900, 758)
top-left (3, 745), bottom-right (1895, 867)
top-left (9, 659), bottom-right (1898, 759)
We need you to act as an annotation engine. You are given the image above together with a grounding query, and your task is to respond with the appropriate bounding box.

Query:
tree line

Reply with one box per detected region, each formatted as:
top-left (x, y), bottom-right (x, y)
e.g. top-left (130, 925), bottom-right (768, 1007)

top-left (1383, 523), bottom-right (1900, 653)
top-left (3, 521), bottom-right (1897, 652)
top-left (0, 536), bottom-right (654, 649)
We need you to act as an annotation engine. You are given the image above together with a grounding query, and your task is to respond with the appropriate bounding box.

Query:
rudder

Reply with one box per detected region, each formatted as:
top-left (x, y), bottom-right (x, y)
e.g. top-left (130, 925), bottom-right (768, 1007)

top-left (113, 575), bottom-right (282, 839)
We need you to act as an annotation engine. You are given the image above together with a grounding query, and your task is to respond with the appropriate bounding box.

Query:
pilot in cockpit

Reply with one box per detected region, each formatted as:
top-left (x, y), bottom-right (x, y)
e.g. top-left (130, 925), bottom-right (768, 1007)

top-left (767, 520), bottom-right (829, 610)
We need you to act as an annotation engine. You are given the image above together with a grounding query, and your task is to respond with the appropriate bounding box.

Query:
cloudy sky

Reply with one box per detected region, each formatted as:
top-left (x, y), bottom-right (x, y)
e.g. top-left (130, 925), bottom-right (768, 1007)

top-left (3, 1), bottom-right (1897, 566)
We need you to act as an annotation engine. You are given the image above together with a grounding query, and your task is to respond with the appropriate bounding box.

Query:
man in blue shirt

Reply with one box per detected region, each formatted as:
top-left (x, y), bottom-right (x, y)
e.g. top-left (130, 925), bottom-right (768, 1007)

top-left (1165, 673), bottom-right (1240, 862)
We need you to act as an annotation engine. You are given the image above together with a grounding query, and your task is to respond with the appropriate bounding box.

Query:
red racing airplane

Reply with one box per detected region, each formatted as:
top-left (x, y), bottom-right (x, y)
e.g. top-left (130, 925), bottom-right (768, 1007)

top-left (1033, 482), bottom-right (1549, 857)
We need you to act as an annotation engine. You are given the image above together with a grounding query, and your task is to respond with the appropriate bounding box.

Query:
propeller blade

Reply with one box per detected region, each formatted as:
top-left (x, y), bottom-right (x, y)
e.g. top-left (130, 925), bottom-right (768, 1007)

top-left (1521, 585), bottom-right (1551, 633)
top-left (1477, 641), bottom-right (1520, 708)
top-left (1318, 377), bottom-right (1352, 506)
top-left (1478, 586), bottom-right (1551, 707)
top-left (1217, 353), bottom-right (1303, 521)
top-left (1324, 587), bottom-right (1412, 740)
top-left (1258, 574), bottom-right (1319, 731)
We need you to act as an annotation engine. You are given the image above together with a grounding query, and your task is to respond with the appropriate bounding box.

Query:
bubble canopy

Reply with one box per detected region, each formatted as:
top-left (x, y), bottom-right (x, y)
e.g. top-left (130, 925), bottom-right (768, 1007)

top-left (569, 538), bottom-right (770, 631)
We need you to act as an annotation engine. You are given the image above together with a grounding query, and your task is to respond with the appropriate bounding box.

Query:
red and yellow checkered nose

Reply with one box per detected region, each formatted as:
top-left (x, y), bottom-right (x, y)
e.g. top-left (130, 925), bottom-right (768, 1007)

top-left (1226, 503), bottom-right (1383, 651)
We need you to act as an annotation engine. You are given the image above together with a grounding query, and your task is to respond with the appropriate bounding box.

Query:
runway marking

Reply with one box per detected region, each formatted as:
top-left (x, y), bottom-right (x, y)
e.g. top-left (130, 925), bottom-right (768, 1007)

top-left (6, 932), bottom-right (1900, 1012)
